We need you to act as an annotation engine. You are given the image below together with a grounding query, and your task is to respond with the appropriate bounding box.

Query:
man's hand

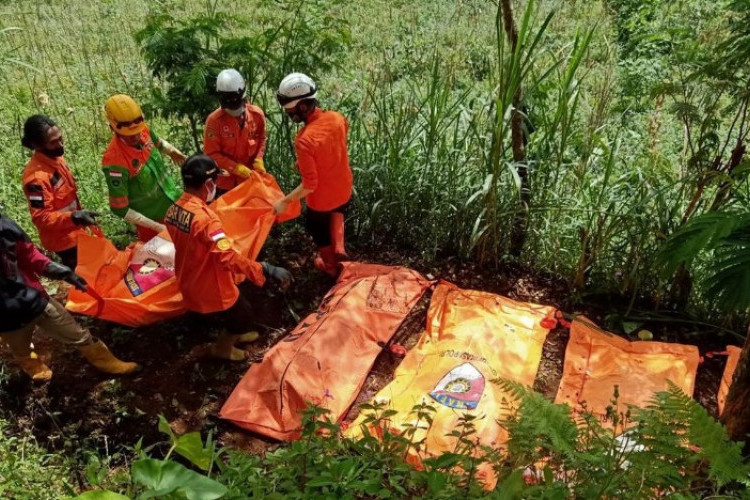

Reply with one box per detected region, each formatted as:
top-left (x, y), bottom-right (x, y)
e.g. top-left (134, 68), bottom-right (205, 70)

top-left (261, 262), bottom-right (293, 290)
top-left (71, 210), bottom-right (100, 226)
top-left (235, 164), bottom-right (252, 179)
top-left (44, 261), bottom-right (87, 291)
top-left (252, 158), bottom-right (266, 174)
top-left (168, 150), bottom-right (187, 166)
top-left (273, 199), bottom-right (289, 215)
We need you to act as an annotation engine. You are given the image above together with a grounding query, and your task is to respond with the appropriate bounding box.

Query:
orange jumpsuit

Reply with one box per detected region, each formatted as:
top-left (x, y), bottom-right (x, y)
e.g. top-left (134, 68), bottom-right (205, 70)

top-left (22, 152), bottom-right (86, 253)
top-left (295, 108), bottom-right (353, 211)
top-left (165, 192), bottom-right (265, 314)
top-left (203, 104), bottom-right (266, 192)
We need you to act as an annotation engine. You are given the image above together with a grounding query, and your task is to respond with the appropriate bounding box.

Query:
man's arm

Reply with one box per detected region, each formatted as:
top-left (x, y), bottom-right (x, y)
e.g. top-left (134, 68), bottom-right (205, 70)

top-left (24, 173), bottom-right (77, 234)
top-left (203, 116), bottom-right (252, 178)
top-left (202, 218), bottom-right (266, 287)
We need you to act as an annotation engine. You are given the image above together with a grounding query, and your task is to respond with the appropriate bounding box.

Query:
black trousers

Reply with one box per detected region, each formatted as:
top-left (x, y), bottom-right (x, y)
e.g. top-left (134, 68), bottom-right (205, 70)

top-left (304, 201), bottom-right (349, 248)
top-left (209, 288), bottom-right (254, 335)
top-left (56, 247), bottom-right (78, 270)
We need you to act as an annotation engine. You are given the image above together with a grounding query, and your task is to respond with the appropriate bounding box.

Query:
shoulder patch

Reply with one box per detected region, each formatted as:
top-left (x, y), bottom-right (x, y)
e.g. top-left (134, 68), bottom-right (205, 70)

top-left (25, 187), bottom-right (45, 209)
top-left (209, 228), bottom-right (227, 241)
top-left (216, 238), bottom-right (232, 251)
top-left (164, 204), bottom-right (194, 233)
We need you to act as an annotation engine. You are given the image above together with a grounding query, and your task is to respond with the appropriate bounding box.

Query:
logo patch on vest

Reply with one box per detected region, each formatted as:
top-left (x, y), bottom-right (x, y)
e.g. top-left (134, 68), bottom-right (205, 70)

top-left (429, 362), bottom-right (485, 410)
top-left (165, 204), bottom-right (194, 233)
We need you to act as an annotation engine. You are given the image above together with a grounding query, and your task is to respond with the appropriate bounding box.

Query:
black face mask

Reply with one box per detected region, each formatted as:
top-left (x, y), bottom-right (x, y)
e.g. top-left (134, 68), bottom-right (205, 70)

top-left (41, 146), bottom-right (65, 158)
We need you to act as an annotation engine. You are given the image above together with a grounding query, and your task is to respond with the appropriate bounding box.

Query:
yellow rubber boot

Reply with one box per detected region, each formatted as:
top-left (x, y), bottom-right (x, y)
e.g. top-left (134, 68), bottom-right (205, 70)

top-left (13, 352), bottom-right (52, 382)
top-left (235, 331), bottom-right (259, 344)
top-left (78, 339), bottom-right (140, 375)
top-left (210, 333), bottom-right (249, 361)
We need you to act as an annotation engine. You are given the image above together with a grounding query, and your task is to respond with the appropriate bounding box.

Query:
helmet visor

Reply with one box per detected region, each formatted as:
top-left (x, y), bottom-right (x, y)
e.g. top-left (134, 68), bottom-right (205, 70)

top-left (276, 86), bottom-right (317, 108)
top-left (114, 116), bottom-right (145, 136)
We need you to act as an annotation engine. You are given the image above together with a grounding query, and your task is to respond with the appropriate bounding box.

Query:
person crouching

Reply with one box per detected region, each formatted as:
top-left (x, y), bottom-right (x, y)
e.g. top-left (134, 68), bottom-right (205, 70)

top-left (165, 154), bottom-right (292, 360)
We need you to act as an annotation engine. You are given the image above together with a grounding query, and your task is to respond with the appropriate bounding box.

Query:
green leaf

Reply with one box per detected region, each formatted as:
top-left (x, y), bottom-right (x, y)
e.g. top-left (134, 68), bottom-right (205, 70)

top-left (71, 492), bottom-right (130, 500)
top-left (132, 458), bottom-right (227, 500)
top-left (173, 432), bottom-right (214, 472)
top-left (622, 321), bottom-right (641, 334)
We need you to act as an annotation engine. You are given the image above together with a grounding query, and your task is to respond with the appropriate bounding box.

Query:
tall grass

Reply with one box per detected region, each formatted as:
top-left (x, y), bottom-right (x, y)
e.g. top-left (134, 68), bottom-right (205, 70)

top-left (0, 0), bottom-right (747, 320)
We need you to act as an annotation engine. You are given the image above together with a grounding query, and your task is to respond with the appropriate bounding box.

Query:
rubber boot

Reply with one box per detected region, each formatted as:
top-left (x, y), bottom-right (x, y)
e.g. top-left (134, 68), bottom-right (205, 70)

top-left (210, 333), bottom-right (249, 361)
top-left (314, 246), bottom-right (338, 277)
top-left (235, 331), bottom-right (259, 344)
top-left (330, 212), bottom-right (347, 259)
top-left (78, 339), bottom-right (140, 375)
top-left (13, 352), bottom-right (52, 382)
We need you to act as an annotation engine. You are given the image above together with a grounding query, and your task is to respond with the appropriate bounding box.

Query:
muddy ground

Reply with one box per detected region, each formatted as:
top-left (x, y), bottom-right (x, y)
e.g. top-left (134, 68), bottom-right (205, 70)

top-left (0, 225), bottom-right (739, 462)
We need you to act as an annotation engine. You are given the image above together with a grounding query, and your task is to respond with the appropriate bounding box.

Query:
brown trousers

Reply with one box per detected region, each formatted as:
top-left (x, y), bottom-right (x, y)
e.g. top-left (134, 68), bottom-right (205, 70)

top-left (2, 298), bottom-right (92, 356)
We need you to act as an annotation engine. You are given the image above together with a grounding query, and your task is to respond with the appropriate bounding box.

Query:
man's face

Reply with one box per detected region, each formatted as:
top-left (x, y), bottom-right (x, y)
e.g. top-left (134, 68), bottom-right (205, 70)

top-left (284, 103), bottom-right (304, 123)
top-left (40, 125), bottom-right (64, 158)
top-left (220, 93), bottom-right (245, 115)
top-left (119, 133), bottom-right (143, 147)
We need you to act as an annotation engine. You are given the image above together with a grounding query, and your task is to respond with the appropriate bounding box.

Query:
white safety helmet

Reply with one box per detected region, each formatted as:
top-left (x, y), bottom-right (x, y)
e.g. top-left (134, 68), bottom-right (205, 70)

top-left (276, 72), bottom-right (317, 109)
top-left (216, 68), bottom-right (246, 96)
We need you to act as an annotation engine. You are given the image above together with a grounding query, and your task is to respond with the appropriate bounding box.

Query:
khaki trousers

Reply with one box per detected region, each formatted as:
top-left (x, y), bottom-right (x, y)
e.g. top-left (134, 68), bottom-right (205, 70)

top-left (2, 298), bottom-right (92, 357)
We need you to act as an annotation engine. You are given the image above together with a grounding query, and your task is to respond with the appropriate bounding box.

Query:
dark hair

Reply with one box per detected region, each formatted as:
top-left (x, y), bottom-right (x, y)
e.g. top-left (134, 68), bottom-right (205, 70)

top-left (21, 115), bottom-right (57, 150)
top-left (181, 153), bottom-right (219, 189)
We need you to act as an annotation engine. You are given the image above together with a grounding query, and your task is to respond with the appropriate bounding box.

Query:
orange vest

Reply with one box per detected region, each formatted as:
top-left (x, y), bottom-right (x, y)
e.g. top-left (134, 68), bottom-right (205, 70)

top-left (295, 108), bottom-right (353, 211)
top-left (203, 104), bottom-right (266, 191)
top-left (165, 192), bottom-right (265, 314)
top-left (22, 152), bottom-right (85, 252)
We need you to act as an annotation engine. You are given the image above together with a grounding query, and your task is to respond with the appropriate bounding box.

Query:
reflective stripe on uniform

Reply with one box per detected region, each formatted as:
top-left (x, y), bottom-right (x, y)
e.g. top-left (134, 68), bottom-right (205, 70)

top-left (56, 200), bottom-right (77, 213)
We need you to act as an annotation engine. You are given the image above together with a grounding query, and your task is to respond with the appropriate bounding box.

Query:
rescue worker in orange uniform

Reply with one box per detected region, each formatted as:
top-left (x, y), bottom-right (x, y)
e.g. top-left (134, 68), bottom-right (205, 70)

top-left (101, 94), bottom-right (186, 242)
top-left (1, 212), bottom-right (139, 381)
top-left (203, 69), bottom-right (267, 197)
top-left (273, 73), bottom-right (353, 276)
top-left (21, 115), bottom-right (100, 269)
top-left (165, 154), bottom-right (292, 361)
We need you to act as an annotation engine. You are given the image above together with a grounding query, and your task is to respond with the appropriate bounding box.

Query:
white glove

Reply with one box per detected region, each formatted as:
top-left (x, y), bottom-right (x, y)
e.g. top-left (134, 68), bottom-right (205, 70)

top-left (158, 138), bottom-right (187, 166)
top-left (124, 208), bottom-right (166, 233)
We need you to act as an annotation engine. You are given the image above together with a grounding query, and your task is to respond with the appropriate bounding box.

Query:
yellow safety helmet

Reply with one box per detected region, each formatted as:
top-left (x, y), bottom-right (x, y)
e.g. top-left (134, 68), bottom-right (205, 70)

top-left (104, 94), bottom-right (146, 136)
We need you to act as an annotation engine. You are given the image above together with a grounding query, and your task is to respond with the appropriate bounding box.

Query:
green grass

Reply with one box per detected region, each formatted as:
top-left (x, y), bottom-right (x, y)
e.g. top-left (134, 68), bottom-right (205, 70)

top-left (1, 0), bottom-right (748, 321)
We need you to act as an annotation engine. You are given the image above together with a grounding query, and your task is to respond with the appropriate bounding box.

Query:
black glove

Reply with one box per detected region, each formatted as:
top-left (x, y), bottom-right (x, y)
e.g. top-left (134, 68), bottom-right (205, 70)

top-left (44, 261), bottom-right (87, 291)
top-left (71, 210), bottom-right (99, 226)
top-left (261, 262), bottom-right (293, 288)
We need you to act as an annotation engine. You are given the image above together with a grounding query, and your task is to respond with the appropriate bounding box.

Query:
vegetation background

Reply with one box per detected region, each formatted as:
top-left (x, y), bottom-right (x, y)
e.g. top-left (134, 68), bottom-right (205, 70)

top-left (2, 0), bottom-right (750, 497)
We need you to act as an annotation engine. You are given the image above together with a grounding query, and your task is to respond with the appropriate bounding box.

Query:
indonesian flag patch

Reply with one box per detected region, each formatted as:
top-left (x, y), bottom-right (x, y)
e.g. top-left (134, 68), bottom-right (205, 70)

top-left (210, 229), bottom-right (226, 242)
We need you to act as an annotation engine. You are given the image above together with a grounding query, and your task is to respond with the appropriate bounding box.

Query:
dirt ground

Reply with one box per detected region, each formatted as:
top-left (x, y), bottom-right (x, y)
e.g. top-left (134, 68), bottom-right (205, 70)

top-left (0, 226), bottom-right (738, 461)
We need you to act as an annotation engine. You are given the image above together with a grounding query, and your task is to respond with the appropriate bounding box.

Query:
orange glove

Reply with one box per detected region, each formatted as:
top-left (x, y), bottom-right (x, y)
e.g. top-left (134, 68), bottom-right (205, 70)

top-left (253, 158), bottom-right (266, 173)
top-left (234, 164), bottom-right (252, 179)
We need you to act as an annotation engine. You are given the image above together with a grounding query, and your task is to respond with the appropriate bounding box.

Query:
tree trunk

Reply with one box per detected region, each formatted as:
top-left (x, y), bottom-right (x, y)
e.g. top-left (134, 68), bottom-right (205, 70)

top-left (722, 326), bottom-right (750, 447)
top-left (188, 114), bottom-right (201, 152)
top-left (500, 0), bottom-right (530, 258)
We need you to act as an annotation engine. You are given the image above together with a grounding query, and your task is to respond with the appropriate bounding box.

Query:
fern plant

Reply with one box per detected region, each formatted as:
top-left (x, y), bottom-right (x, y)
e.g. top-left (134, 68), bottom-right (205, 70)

top-left (658, 211), bottom-right (750, 312)
top-left (75, 384), bottom-right (749, 499)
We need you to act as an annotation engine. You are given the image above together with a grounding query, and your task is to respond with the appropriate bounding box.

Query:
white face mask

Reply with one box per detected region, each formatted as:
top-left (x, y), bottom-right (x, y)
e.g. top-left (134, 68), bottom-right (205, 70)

top-left (206, 180), bottom-right (217, 203)
top-left (225, 106), bottom-right (244, 117)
